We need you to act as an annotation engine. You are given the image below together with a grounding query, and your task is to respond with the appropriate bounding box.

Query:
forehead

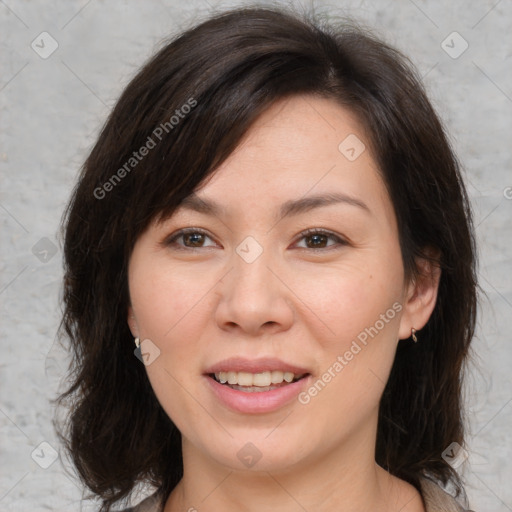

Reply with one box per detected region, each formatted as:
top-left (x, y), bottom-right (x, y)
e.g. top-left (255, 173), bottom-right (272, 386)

top-left (228, 95), bottom-right (368, 168)
top-left (182, 95), bottom-right (392, 222)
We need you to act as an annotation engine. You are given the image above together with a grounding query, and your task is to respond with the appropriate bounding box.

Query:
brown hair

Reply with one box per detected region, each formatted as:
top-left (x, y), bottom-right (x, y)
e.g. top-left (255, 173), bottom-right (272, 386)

top-left (56, 5), bottom-right (477, 511)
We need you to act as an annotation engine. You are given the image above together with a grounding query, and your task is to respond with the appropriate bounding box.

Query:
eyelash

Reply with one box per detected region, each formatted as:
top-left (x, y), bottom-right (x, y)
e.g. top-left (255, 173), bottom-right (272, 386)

top-left (164, 227), bottom-right (348, 252)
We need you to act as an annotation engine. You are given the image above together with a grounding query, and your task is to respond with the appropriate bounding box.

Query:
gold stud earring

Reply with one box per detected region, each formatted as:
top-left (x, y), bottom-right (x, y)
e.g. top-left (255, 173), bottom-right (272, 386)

top-left (134, 337), bottom-right (140, 347)
top-left (411, 328), bottom-right (418, 343)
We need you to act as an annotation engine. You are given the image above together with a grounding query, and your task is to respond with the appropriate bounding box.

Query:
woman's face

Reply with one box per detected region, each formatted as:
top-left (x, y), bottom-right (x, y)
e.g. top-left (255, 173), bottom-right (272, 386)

top-left (127, 95), bottom-right (425, 473)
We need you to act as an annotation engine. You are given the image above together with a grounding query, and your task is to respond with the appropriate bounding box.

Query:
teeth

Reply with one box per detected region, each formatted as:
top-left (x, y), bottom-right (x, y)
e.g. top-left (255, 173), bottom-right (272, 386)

top-left (253, 372), bottom-right (272, 387)
top-left (271, 370), bottom-right (283, 384)
top-left (283, 372), bottom-right (294, 383)
top-left (214, 370), bottom-right (304, 387)
top-left (237, 372), bottom-right (253, 386)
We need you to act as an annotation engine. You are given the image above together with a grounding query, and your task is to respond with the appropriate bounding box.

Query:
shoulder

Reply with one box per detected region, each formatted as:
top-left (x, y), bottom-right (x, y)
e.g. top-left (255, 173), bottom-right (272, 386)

top-left (419, 476), bottom-right (473, 512)
top-left (117, 491), bottom-right (164, 512)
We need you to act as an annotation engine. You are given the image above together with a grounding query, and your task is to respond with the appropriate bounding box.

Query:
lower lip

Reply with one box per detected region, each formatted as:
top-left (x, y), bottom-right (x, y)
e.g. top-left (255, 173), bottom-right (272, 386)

top-left (205, 375), bottom-right (310, 414)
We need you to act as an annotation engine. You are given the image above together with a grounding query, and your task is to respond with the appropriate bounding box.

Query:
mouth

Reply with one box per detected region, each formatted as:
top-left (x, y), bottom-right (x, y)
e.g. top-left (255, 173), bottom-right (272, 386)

top-left (208, 370), bottom-right (309, 392)
top-left (203, 357), bottom-right (312, 413)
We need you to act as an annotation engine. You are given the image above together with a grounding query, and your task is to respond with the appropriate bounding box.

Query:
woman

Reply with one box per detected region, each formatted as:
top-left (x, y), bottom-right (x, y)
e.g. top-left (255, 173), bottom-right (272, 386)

top-left (56, 5), bottom-right (477, 512)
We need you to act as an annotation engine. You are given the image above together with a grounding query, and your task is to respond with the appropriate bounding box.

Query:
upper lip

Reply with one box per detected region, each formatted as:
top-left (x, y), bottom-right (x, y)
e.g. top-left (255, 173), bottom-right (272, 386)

top-left (204, 357), bottom-right (311, 375)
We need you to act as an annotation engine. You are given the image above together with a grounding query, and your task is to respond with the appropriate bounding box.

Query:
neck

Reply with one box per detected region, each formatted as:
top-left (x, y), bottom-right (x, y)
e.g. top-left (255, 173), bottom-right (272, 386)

top-left (164, 434), bottom-right (424, 512)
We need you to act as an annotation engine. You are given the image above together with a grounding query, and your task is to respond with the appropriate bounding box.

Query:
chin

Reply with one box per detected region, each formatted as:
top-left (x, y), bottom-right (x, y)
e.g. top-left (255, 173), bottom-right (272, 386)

top-left (196, 431), bottom-right (314, 473)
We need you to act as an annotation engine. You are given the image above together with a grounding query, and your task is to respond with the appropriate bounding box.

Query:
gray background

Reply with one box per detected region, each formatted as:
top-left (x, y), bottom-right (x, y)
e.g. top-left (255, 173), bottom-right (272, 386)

top-left (1, 0), bottom-right (511, 510)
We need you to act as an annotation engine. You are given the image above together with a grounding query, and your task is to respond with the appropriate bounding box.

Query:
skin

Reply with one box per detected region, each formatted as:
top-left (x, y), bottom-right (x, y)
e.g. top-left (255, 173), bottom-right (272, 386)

top-left (127, 95), bottom-right (440, 512)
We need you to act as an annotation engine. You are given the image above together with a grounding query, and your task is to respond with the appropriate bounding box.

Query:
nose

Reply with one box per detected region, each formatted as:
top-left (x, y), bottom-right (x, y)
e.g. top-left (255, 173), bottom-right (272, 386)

top-left (214, 244), bottom-right (294, 337)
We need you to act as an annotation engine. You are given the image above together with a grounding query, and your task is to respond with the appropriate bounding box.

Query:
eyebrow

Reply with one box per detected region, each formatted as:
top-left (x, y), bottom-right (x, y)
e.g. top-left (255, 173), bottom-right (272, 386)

top-left (177, 192), bottom-right (371, 220)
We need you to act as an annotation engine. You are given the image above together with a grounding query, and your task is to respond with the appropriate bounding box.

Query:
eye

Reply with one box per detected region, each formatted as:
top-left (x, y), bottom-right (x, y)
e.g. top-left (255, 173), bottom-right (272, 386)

top-left (164, 227), bottom-right (348, 251)
top-left (294, 228), bottom-right (348, 250)
top-left (164, 228), bottom-right (218, 250)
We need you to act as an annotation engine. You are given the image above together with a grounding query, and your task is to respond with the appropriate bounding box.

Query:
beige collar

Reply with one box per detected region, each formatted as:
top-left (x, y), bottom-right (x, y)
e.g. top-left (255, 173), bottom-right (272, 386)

top-left (419, 476), bottom-right (467, 511)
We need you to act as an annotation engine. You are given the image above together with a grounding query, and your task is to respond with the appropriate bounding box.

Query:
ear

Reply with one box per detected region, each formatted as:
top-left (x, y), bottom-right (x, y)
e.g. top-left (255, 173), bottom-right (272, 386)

top-left (127, 305), bottom-right (139, 338)
top-left (398, 248), bottom-right (441, 340)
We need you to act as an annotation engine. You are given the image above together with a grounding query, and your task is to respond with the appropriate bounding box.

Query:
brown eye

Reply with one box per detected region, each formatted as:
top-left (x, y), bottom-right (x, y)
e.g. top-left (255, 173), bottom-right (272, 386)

top-left (295, 229), bottom-right (347, 250)
top-left (165, 228), bottom-right (217, 249)
top-left (182, 232), bottom-right (206, 247)
top-left (305, 233), bottom-right (329, 248)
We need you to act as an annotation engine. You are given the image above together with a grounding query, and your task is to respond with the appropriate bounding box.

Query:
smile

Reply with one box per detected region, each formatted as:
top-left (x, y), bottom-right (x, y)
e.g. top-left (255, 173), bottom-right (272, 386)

top-left (212, 370), bottom-right (307, 390)
top-left (204, 358), bottom-right (312, 413)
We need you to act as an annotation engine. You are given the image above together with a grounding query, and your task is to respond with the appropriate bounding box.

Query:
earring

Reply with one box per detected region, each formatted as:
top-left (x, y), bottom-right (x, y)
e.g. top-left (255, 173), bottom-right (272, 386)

top-left (411, 328), bottom-right (418, 343)
top-left (134, 337), bottom-right (142, 360)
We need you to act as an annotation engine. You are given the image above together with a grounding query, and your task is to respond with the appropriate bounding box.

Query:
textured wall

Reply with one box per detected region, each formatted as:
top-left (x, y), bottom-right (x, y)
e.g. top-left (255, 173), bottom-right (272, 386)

top-left (1, 0), bottom-right (511, 510)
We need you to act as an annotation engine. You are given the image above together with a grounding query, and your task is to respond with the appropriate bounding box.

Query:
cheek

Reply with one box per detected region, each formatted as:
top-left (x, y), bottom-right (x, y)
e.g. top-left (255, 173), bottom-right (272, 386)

top-left (294, 255), bottom-right (403, 405)
top-left (128, 260), bottom-right (214, 433)
top-left (292, 255), bottom-right (404, 348)
top-left (129, 260), bottom-right (214, 343)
